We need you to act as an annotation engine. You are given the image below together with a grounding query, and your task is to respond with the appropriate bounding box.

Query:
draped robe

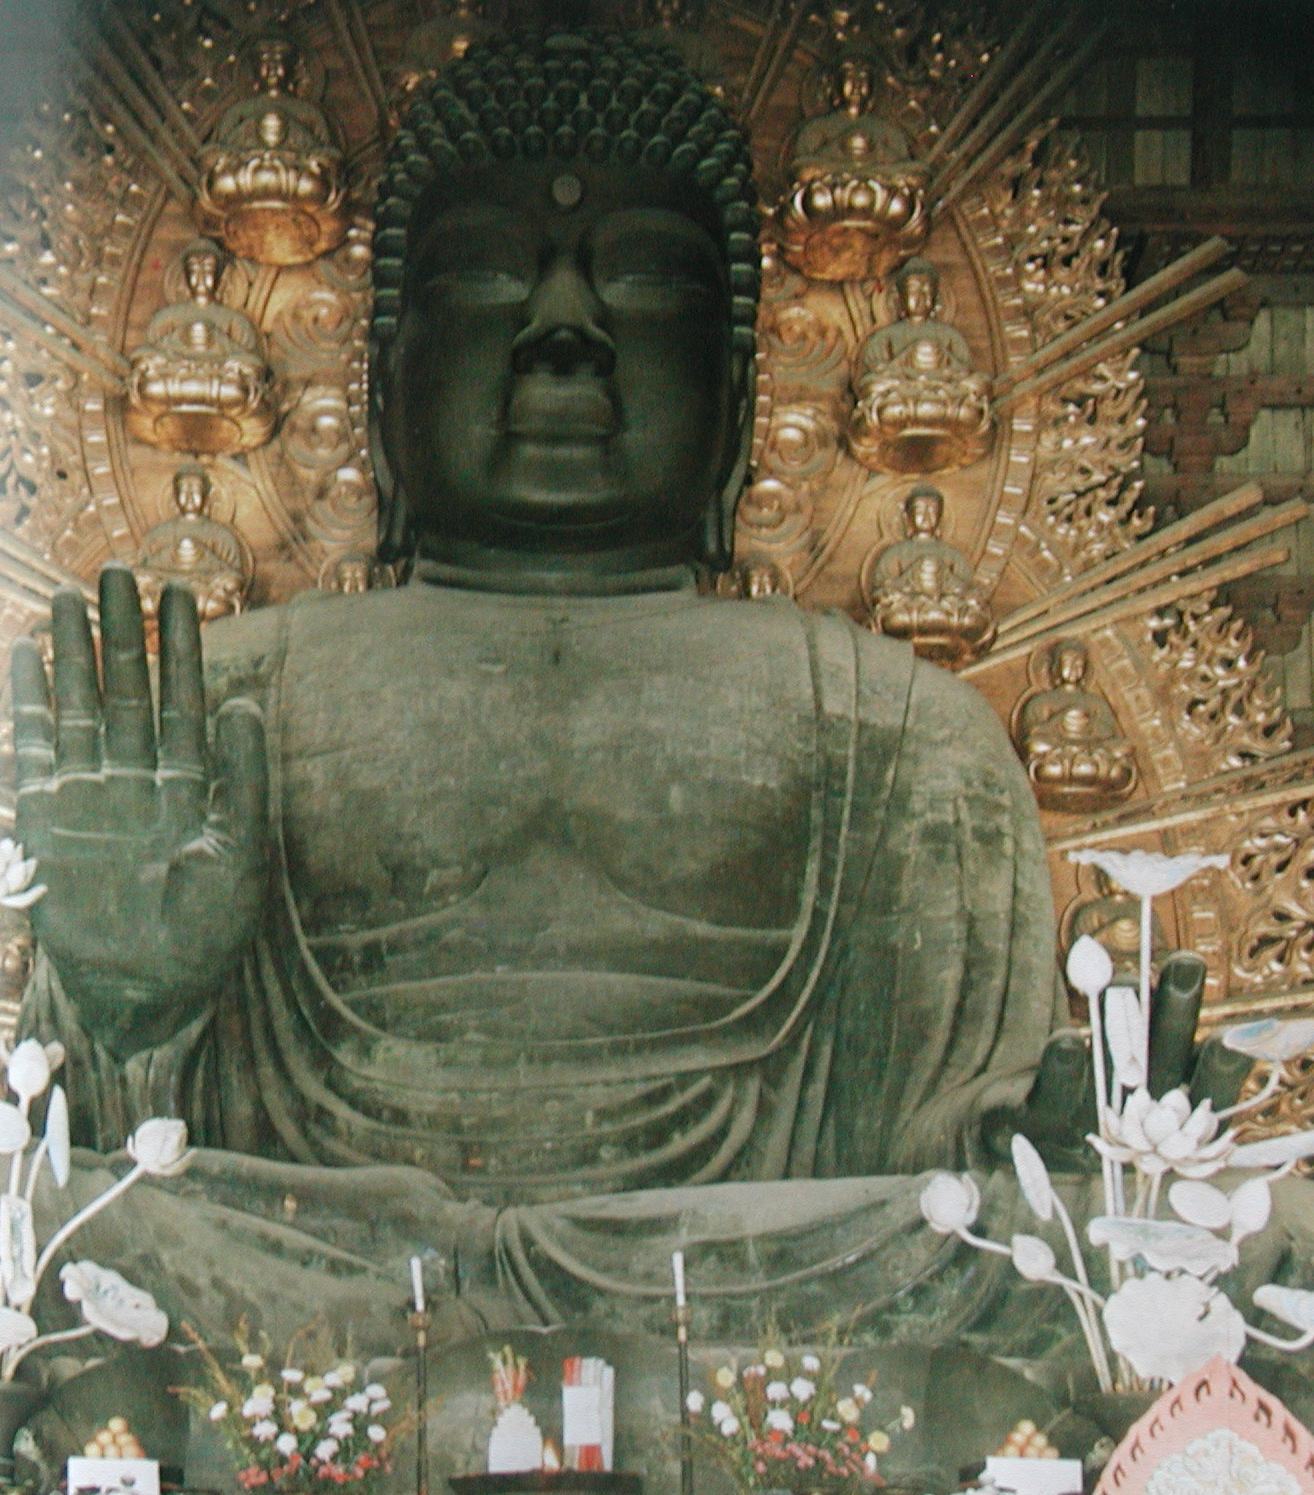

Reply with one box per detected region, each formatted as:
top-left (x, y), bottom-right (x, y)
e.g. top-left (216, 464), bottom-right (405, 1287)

top-left (26, 578), bottom-right (1063, 1346)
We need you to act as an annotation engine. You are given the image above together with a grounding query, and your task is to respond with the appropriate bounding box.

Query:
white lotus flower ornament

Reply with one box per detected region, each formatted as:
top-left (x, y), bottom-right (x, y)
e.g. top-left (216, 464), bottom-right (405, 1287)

top-left (0, 841), bottom-right (44, 912)
top-left (1065, 934), bottom-right (1113, 1002)
top-left (1087, 1086), bottom-right (1233, 1179)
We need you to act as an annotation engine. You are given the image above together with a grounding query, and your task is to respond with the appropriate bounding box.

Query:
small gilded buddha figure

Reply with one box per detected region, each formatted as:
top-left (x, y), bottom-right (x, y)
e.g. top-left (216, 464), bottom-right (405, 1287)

top-left (848, 256), bottom-right (994, 475)
top-left (1016, 638), bottom-right (1138, 812)
top-left (866, 483), bottom-right (995, 667)
top-left (1067, 868), bottom-right (1169, 986)
top-left (776, 52), bottom-right (929, 283)
top-left (133, 463), bottom-right (253, 629)
top-left (125, 238), bottom-right (278, 455)
top-left (196, 35), bottom-right (348, 266)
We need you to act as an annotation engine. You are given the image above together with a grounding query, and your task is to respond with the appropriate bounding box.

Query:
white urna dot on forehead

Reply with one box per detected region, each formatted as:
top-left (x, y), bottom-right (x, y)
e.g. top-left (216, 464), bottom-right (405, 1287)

top-left (552, 172), bottom-right (584, 211)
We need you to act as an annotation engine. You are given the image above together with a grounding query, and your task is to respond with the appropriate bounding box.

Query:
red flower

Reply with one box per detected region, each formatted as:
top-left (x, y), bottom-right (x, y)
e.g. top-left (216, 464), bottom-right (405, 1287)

top-left (846, 1426), bottom-right (860, 1442)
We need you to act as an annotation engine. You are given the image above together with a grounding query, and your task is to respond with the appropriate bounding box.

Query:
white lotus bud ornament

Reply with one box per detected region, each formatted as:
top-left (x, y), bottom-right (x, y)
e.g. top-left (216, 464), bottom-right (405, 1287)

top-left (5, 1041), bottom-right (50, 1104)
top-left (1087, 1086), bottom-right (1233, 1179)
top-left (1065, 934), bottom-right (1113, 1001)
top-left (918, 1172), bottom-right (980, 1234)
top-left (126, 1117), bottom-right (193, 1177)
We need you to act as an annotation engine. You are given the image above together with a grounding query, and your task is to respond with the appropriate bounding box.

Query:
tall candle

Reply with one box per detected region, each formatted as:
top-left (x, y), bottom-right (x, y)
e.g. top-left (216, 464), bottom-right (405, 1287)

top-left (410, 1254), bottom-right (426, 1314)
top-left (672, 1250), bottom-right (686, 1308)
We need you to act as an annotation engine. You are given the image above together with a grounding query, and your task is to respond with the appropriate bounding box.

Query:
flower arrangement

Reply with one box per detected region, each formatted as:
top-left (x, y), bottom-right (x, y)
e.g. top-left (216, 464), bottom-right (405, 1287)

top-left (180, 1321), bottom-right (402, 1489)
top-left (686, 1340), bottom-right (913, 1491)
top-left (919, 847), bottom-right (1314, 1393)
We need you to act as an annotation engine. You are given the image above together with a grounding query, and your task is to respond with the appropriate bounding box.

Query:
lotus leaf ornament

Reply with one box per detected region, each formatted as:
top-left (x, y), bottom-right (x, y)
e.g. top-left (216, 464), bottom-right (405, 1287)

top-left (1102, 1273), bottom-right (1245, 1382)
top-left (1223, 1016), bottom-right (1314, 1063)
top-left (1253, 1284), bottom-right (1314, 1333)
top-left (60, 1261), bottom-right (168, 1346)
top-left (917, 1172), bottom-right (980, 1234)
top-left (1067, 848), bottom-right (1229, 898)
top-left (1087, 1086), bottom-right (1233, 1179)
top-left (1088, 1216), bottom-right (1237, 1276)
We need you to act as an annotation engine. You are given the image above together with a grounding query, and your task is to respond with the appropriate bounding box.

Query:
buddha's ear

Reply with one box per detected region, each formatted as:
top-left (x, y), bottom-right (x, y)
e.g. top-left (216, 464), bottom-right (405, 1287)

top-left (702, 349), bottom-right (756, 571)
top-left (368, 334), bottom-right (412, 565)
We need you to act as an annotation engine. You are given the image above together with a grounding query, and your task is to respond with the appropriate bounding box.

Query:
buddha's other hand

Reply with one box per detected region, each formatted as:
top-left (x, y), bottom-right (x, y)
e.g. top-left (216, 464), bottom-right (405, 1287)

top-left (10, 566), bottom-right (268, 1058)
top-left (982, 952), bottom-right (1253, 1170)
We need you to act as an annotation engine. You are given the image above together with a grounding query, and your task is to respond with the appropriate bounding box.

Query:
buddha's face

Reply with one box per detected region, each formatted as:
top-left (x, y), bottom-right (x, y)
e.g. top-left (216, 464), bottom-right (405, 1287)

top-left (905, 491), bottom-right (942, 536)
top-left (897, 268), bottom-right (936, 321)
top-left (837, 59), bottom-right (874, 114)
top-left (256, 42), bottom-right (293, 93)
top-left (174, 469), bottom-right (209, 516)
top-left (183, 247), bottom-right (221, 303)
top-left (1053, 642), bottom-right (1088, 687)
top-left (383, 160), bottom-right (737, 569)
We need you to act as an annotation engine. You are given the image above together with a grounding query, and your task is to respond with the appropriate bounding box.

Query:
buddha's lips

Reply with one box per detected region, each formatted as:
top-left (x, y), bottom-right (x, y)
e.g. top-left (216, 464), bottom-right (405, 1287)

top-left (504, 375), bottom-right (618, 441)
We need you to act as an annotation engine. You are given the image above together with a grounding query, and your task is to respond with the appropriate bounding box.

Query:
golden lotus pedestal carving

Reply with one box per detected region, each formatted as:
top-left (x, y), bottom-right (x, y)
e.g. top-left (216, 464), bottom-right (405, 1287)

top-left (847, 258), bottom-right (994, 475)
top-left (775, 54), bottom-right (929, 284)
top-left (1017, 639), bottom-right (1139, 813)
top-left (864, 485), bottom-right (995, 667)
top-left (195, 36), bottom-right (348, 267)
top-left (125, 239), bottom-right (278, 455)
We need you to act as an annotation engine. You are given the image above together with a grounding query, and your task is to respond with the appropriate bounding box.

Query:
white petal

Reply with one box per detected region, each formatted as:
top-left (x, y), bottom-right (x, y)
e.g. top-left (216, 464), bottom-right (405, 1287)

top-left (1168, 1179), bottom-right (1231, 1230)
top-left (1, 883), bottom-right (47, 911)
top-left (44, 1084), bottom-right (69, 1188)
top-left (1010, 1134), bottom-right (1054, 1222)
top-left (1104, 985), bottom-right (1146, 1089)
top-left (1065, 935), bottom-right (1113, 1000)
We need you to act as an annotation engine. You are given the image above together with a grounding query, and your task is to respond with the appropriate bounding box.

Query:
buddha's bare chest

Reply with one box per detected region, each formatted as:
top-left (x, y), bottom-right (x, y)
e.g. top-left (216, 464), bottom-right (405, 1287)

top-left (263, 594), bottom-right (819, 934)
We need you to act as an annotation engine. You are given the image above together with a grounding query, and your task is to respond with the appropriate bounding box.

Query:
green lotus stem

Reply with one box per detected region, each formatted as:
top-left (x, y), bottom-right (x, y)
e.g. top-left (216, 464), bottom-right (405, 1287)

top-left (3, 1321), bottom-right (95, 1380)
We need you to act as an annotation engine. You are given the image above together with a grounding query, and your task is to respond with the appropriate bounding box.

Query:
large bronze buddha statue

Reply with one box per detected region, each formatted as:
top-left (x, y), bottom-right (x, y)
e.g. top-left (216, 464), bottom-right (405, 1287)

top-left (9, 33), bottom-right (1257, 1381)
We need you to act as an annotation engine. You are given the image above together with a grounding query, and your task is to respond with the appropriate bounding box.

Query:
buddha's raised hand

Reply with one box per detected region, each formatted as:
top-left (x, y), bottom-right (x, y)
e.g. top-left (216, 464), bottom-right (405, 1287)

top-left (983, 952), bottom-right (1254, 1170)
top-left (10, 566), bottom-right (268, 1058)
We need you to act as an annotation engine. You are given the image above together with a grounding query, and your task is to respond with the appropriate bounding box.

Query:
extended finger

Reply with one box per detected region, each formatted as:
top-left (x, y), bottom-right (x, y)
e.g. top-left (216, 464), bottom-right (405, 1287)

top-left (1190, 1033), bottom-right (1255, 1113)
top-left (158, 584), bottom-right (206, 776)
top-left (206, 699), bottom-right (268, 857)
top-left (1148, 952), bottom-right (1206, 1098)
top-left (10, 637), bottom-right (54, 790)
top-left (99, 566), bottom-right (155, 771)
top-left (51, 589), bottom-right (99, 774)
top-left (1027, 1029), bottom-right (1092, 1129)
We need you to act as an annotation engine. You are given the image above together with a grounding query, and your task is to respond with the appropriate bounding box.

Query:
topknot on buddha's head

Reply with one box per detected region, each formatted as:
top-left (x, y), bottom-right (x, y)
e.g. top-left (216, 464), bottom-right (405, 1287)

top-left (371, 28), bottom-right (760, 355)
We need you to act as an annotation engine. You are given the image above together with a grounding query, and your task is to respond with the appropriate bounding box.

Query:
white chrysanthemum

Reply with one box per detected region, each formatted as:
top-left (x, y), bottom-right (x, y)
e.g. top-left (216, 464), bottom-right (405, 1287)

top-left (250, 1420), bottom-right (277, 1443)
top-left (685, 1391), bottom-right (705, 1414)
top-left (789, 1377), bottom-right (815, 1402)
top-left (765, 1380), bottom-right (789, 1402)
top-left (765, 1408), bottom-right (794, 1435)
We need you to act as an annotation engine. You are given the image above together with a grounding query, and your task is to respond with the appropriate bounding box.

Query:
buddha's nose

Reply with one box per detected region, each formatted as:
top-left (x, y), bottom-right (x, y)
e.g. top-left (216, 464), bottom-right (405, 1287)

top-left (511, 257), bottom-right (615, 378)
